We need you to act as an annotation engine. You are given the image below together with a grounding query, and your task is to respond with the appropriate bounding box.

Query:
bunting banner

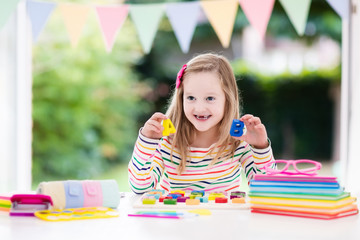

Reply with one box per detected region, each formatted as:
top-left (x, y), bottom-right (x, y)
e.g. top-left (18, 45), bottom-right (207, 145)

top-left (200, 0), bottom-right (238, 48)
top-left (26, 0), bottom-right (55, 42)
top-left (95, 5), bottom-right (129, 52)
top-left (58, 3), bottom-right (90, 47)
top-left (279, 0), bottom-right (312, 36)
top-left (129, 3), bottom-right (165, 54)
top-left (0, 0), bottom-right (351, 53)
top-left (0, 0), bottom-right (21, 29)
top-left (166, 2), bottom-right (201, 53)
top-left (326, 0), bottom-right (350, 19)
top-left (239, 0), bottom-right (275, 39)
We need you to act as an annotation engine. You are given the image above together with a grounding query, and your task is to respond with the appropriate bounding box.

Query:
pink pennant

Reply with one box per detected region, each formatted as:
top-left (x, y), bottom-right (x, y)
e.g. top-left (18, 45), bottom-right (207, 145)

top-left (239, 0), bottom-right (275, 39)
top-left (95, 5), bottom-right (129, 52)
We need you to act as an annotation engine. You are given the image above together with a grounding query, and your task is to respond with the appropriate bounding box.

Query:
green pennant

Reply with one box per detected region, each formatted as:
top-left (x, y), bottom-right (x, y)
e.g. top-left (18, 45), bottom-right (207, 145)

top-left (279, 0), bottom-right (312, 36)
top-left (0, 0), bottom-right (21, 29)
top-left (129, 4), bottom-right (165, 54)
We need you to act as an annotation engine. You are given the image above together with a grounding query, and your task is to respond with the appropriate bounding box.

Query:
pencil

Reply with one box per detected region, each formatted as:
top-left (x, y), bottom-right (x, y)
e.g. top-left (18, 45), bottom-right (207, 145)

top-left (128, 214), bottom-right (182, 219)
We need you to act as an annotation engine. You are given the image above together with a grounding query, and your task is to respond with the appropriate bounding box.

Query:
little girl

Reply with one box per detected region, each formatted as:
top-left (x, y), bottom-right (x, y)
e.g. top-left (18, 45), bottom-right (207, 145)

top-left (128, 53), bottom-right (275, 194)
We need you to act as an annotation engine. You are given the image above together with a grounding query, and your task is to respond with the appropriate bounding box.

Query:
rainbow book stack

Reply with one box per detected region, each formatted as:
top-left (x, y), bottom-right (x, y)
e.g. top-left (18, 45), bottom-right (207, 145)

top-left (249, 160), bottom-right (359, 220)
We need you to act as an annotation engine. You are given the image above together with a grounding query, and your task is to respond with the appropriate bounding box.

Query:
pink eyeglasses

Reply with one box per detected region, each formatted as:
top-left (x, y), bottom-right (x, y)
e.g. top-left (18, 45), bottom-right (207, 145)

top-left (263, 159), bottom-right (322, 176)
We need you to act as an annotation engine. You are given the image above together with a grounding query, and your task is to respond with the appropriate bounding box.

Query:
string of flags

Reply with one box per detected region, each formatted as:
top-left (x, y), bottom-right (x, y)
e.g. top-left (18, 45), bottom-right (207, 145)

top-left (0, 0), bottom-right (350, 54)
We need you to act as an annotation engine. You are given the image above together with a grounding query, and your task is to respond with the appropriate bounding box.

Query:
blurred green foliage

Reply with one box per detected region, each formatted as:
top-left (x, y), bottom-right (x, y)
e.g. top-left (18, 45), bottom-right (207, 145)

top-left (233, 69), bottom-right (338, 160)
top-left (32, 9), bottom-right (151, 184)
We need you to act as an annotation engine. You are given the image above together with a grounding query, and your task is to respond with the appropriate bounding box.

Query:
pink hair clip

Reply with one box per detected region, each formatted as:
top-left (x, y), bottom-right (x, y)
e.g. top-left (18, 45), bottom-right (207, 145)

top-left (176, 64), bottom-right (187, 89)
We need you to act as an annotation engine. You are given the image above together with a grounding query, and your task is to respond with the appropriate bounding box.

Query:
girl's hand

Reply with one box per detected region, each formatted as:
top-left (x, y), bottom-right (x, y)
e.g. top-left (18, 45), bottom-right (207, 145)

top-left (232, 114), bottom-right (269, 149)
top-left (141, 112), bottom-right (168, 139)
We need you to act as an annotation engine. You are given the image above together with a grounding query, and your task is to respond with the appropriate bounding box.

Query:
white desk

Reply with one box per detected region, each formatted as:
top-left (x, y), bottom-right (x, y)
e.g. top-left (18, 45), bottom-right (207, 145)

top-left (1, 193), bottom-right (359, 240)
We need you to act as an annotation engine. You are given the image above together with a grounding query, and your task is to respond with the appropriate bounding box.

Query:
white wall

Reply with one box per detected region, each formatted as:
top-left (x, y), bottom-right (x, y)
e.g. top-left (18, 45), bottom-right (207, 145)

top-left (345, 0), bottom-right (360, 196)
top-left (0, 1), bottom-right (32, 192)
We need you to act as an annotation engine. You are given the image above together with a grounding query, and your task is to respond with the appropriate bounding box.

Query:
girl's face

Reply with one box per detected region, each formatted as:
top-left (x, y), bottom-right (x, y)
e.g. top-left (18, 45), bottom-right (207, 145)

top-left (182, 71), bottom-right (226, 134)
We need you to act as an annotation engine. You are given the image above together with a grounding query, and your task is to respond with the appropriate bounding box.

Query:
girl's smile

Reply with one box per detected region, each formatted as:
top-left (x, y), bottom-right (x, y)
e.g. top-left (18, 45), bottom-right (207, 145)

top-left (195, 115), bottom-right (211, 120)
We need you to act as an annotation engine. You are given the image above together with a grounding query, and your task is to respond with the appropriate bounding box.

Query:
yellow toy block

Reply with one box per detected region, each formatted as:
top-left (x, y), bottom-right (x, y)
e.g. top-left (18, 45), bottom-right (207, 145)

top-left (142, 198), bottom-right (156, 204)
top-left (162, 119), bottom-right (176, 136)
top-left (170, 190), bottom-right (185, 194)
top-left (170, 190), bottom-right (185, 196)
top-left (208, 193), bottom-right (225, 201)
top-left (210, 193), bottom-right (224, 196)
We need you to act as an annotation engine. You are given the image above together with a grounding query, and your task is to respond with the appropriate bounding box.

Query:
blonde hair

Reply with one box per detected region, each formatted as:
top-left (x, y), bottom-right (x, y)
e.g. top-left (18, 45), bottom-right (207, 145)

top-left (166, 53), bottom-right (242, 173)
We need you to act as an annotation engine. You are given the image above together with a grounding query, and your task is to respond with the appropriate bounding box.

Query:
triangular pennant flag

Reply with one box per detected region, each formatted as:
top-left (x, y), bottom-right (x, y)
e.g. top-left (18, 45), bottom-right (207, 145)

top-left (26, 0), bottom-right (56, 42)
top-left (95, 5), bottom-right (129, 52)
top-left (239, 0), bottom-right (275, 39)
top-left (279, 0), bottom-right (312, 36)
top-left (0, 0), bottom-right (21, 29)
top-left (326, 0), bottom-right (350, 19)
top-left (200, 0), bottom-right (238, 48)
top-left (166, 2), bottom-right (201, 53)
top-left (129, 4), bottom-right (165, 54)
top-left (58, 3), bottom-right (90, 47)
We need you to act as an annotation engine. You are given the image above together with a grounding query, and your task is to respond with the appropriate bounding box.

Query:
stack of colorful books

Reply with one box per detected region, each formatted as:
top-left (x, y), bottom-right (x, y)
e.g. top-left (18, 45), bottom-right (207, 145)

top-left (249, 174), bottom-right (359, 219)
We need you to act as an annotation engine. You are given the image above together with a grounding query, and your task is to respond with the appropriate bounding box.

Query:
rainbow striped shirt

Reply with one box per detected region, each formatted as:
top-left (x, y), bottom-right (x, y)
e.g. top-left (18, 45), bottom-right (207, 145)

top-left (128, 132), bottom-right (275, 194)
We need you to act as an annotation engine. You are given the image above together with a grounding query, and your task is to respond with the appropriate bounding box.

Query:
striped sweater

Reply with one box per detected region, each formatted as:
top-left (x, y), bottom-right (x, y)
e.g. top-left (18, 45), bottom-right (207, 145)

top-left (128, 131), bottom-right (275, 194)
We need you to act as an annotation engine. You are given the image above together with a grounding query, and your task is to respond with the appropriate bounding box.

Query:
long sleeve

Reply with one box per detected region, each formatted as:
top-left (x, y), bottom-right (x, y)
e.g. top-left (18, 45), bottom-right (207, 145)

top-left (128, 133), bottom-right (275, 193)
top-left (128, 132), bottom-right (165, 194)
top-left (237, 140), bottom-right (275, 183)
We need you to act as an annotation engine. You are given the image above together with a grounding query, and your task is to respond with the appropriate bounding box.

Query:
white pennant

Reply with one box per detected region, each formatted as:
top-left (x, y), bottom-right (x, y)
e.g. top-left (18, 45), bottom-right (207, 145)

top-left (166, 2), bottom-right (201, 53)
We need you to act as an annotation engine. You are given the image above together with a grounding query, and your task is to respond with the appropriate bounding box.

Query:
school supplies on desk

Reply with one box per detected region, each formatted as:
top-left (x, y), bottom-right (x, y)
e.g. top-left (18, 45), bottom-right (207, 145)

top-left (265, 159), bottom-right (322, 176)
top-left (251, 205), bottom-right (359, 220)
top-left (0, 196), bottom-right (11, 212)
top-left (133, 190), bottom-right (249, 210)
top-left (249, 196), bottom-right (357, 208)
top-left (37, 179), bottom-right (120, 209)
top-left (249, 160), bottom-right (359, 220)
top-left (248, 191), bottom-right (351, 201)
top-left (253, 174), bottom-right (338, 183)
top-left (35, 207), bottom-right (119, 222)
top-left (128, 211), bottom-right (197, 219)
top-left (249, 183), bottom-right (344, 195)
top-left (250, 179), bottom-right (340, 187)
top-left (10, 194), bottom-right (53, 217)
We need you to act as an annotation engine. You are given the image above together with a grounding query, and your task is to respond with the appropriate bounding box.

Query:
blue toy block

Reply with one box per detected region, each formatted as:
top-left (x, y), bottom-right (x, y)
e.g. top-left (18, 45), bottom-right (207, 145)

top-left (230, 119), bottom-right (244, 137)
top-left (168, 193), bottom-right (182, 199)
